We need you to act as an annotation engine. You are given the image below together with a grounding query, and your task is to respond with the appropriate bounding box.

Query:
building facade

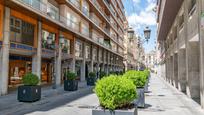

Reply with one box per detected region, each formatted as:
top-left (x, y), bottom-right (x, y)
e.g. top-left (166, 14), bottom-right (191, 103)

top-left (145, 50), bottom-right (156, 70)
top-left (123, 27), bottom-right (145, 71)
top-left (0, 0), bottom-right (125, 95)
top-left (156, 0), bottom-right (204, 108)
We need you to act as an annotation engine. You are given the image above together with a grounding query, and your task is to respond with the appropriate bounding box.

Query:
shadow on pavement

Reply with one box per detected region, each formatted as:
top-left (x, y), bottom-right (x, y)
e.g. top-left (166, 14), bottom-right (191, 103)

top-left (15, 87), bottom-right (94, 115)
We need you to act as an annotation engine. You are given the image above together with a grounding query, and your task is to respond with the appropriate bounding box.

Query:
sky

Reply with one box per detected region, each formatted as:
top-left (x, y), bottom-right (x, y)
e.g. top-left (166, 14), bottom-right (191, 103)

top-left (122, 0), bottom-right (157, 53)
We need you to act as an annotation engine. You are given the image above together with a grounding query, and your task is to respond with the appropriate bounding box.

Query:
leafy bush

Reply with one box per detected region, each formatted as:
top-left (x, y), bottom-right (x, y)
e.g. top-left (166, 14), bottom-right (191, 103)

top-left (94, 75), bottom-right (137, 110)
top-left (65, 72), bottom-right (77, 80)
top-left (109, 71), bottom-right (116, 75)
top-left (99, 71), bottom-right (107, 79)
top-left (89, 72), bottom-right (96, 78)
top-left (22, 73), bottom-right (39, 86)
top-left (123, 70), bottom-right (147, 88)
top-left (144, 69), bottom-right (150, 79)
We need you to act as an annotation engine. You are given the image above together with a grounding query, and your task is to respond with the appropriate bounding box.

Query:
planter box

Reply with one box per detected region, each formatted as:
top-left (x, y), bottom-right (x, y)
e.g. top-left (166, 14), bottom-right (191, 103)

top-left (144, 82), bottom-right (148, 93)
top-left (64, 80), bottom-right (78, 91)
top-left (18, 85), bottom-right (41, 102)
top-left (87, 77), bottom-right (96, 86)
top-left (92, 107), bottom-right (137, 115)
top-left (135, 88), bottom-right (145, 108)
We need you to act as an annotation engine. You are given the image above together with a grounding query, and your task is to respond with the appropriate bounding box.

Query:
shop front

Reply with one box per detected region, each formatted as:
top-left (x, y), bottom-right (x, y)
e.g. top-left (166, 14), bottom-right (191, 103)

top-left (9, 55), bottom-right (32, 88)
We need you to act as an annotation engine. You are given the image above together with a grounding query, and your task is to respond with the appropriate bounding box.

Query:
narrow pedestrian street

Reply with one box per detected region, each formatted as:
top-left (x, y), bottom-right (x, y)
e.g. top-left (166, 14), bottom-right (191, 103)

top-left (1, 73), bottom-right (203, 115)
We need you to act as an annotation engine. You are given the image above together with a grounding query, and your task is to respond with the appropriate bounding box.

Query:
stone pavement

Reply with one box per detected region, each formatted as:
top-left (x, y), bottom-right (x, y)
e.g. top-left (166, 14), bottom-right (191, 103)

top-left (1, 74), bottom-right (204, 115)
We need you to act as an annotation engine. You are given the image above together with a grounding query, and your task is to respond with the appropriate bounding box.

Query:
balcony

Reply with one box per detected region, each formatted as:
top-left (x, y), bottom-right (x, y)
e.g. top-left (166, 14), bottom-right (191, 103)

top-left (18, 0), bottom-right (59, 20)
top-left (90, 13), bottom-right (101, 27)
top-left (60, 16), bottom-right (80, 32)
top-left (67, 0), bottom-right (80, 9)
top-left (82, 6), bottom-right (89, 17)
top-left (81, 25), bottom-right (89, 37)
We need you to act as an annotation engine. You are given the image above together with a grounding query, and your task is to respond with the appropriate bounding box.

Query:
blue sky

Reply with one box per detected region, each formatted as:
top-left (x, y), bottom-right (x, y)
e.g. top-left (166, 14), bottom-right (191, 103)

top-left (122, 0), bottom-right (157, 53)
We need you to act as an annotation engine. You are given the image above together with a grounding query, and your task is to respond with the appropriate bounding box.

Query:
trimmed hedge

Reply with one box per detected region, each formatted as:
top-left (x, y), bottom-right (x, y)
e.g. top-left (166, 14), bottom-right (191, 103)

top-left (89, 72), bottom-right (97, 78)
top-left (94, 75), bottom-right (137, 110)
top-left (123, 70), bottom-right (150, 88)
top-left (65, 72), bottom-right (77, 80)
top-left (22, 73), bottom-right (39, 86)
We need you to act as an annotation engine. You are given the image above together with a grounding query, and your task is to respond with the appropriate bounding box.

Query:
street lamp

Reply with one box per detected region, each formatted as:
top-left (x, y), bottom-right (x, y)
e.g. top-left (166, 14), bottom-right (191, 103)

top-left (143, 26), bottom-right (151, 42)
top-left (47, 34), bottom-right (65, 89)
top-left (128, 27), bottom-right (135, 39)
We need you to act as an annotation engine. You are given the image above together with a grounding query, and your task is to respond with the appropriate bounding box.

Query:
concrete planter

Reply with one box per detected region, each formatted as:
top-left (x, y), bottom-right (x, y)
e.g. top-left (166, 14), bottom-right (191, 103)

top-left (135, 88), bottom-right (145, 108)
top-left (92, 107), bottom-right (137, 115)
top-left (64, 80), bottom-right (78, 91)
top-left (87, 77), bottom-right (96, 86)
top-left (18, 85), bottom-right (41, 102)
top-left (144, 82), bottom-right (148, 93)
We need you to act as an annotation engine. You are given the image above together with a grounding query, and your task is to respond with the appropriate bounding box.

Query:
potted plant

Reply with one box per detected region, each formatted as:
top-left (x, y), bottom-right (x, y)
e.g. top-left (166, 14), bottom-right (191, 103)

top-left (93, 75), bottom-right (137, 115)
top-left (18, 73), bottom-right (41, 102)
top-left (99, 71), bottom-right (107, 79)
top-left (64, 72), bottom-right (78, 91)
top-left (87, 72), bottom-right (97, 86)
top-left (123, 70), bottom-right (147, 108)
top-left (144, 70), bottom-right (150, 93)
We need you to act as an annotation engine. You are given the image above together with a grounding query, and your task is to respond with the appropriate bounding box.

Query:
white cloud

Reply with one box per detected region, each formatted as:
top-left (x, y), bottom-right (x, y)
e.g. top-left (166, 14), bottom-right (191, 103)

top-left (127, 0), bottom-right (156, 32)
top-left (132, 0), bottom-right (140, 4)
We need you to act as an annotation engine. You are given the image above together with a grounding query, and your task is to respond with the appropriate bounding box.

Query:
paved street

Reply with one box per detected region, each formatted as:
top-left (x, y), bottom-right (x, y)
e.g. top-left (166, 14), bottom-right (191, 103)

top-left (1, 74), bottom-right (204, 115)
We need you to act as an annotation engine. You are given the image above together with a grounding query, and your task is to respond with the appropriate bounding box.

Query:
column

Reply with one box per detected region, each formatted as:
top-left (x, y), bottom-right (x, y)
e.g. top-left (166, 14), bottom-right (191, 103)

top-left (70, 38), bottom-right (75, 72)
top-left (0, 7), bottom-right (10, 95)
top-left (80, 42), bottom-right (86, 81)
top-left (178, 49), bottom-right (186, 92)
top-left (186, 42), bottom-right (200, 100)
top-left (173, 53), bottom-right (178, 88)
top-left (90, 45), bottom-right (93, 72)
top-left (32, 21), bottom-right (42, 83)
top-left (198, 0), bottom-right (204, 108)
top-left (108, 54), bottom-right (110, 73)
top-left (170, 56), bottom-right (174, 85)
top-left (55, 34), bottom-right (62, 87)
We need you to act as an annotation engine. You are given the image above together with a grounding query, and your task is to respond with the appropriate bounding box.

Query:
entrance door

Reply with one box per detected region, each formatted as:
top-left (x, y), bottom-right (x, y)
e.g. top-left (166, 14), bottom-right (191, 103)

top-left (85, 63), bottom-right (89, 80)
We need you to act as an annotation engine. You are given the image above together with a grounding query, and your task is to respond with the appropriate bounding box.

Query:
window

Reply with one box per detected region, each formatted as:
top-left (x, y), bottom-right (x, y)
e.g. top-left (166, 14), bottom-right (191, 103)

top-left (62, 39), bottom-right (71, 54)
top-left (10, 17), bottom-right (34, 46)
top-left (85, 45), bottom-right (91, 59)
top-left (66, 13), bottom-right (79, 31)
top-left (42, 30), bottom-right (56, 50)
top-left (81, 23), bottom-right (89, 36)
top-left (82, 0), bottom-right (89, 16)
top-left (47, 2), bottom-right (59, 20)
top-left (93, 48), bottom-right (97, 61)
top-left (75, 40), bottom-right (83, 57)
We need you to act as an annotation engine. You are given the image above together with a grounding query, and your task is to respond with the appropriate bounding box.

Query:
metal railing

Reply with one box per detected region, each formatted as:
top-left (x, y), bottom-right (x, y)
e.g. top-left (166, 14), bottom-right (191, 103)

top-left (68, 0), bottom-right (80, 9)
top-left (17, 0), bottom-right (121, 54)
top-left (19, 0), bottom-right (59, 20)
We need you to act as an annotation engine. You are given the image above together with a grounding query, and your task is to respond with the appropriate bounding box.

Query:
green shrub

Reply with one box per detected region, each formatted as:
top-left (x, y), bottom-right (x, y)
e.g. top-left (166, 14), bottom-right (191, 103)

top-left (94, 75), bottom-right (137, 110)
top-left (89, 72), bottom-right (96, 78)
top-left (22, 73), bottom-right (39, 86)
top-left (123, 70), bottom-right (147, 88)
top-left (144, 69), bottom-right (150, 79)
top-left (65, 72), bottom-right (77, 80)
top-left (99, 71), bottom-right (107, 79)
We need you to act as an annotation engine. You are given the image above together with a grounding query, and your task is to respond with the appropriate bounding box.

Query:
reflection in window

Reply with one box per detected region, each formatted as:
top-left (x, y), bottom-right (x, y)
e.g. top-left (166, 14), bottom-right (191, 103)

top-left (75, 40), bottom-right (83, 57)
top-left (42, 30), bottom-right (56, 50)
top-left (62, 39), bottom-right (71, 54)
top-left (10, 16), bottom-right (34, 46)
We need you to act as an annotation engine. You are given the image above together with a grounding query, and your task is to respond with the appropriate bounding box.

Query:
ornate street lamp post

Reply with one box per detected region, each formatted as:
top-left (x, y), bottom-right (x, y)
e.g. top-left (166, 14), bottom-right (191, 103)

top-left (143, 26), bottom-right (151, 42)
top-left (47, 34), bottom-right (65, 89)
